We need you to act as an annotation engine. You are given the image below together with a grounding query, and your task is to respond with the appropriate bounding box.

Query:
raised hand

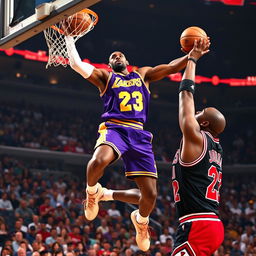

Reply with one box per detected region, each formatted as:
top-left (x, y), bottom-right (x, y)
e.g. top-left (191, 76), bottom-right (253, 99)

top-left (188, 37), bottom-right (210, 61)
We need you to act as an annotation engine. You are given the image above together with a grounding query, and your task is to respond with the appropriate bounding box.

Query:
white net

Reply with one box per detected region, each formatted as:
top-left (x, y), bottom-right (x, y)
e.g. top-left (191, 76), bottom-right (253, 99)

top-left (44, 9), bottom-right (98, 68)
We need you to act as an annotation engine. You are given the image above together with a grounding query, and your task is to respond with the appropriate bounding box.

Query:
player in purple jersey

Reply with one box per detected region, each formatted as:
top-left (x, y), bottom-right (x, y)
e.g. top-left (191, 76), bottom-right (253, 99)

top-left (171, 39), bottom-right (226, 256)
top-left (65, 35), bottom-right (189, 251)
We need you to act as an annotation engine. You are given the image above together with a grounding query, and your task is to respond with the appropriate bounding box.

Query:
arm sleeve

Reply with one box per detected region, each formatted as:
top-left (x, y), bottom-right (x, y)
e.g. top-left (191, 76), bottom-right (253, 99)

top-left (65, 36), bottom-right (95, 78)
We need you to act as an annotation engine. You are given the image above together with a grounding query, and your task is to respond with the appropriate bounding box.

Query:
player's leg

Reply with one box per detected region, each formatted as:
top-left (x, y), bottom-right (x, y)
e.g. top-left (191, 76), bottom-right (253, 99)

top-left (129, 176), bottom-right (157, 252)
top-left (84, 144), bottom-right (117, 221)
top-left (101, 188), bottom-right (141, 204)
top-left (87, 144), bottom-right (117, 186)
top-left (133, 176), bottom-right (157, 217)
top-left (122, 129), bottom-right (157, 251)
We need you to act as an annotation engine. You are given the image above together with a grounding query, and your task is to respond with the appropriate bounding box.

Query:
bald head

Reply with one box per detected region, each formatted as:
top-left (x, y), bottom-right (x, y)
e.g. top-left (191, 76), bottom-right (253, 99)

top-left (195, 107), bottom-right (226, 137)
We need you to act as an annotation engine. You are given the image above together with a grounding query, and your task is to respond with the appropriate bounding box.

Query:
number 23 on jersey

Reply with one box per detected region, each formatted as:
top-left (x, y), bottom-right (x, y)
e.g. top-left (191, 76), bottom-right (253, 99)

top-left (119, 91), bottom-right (143, 112)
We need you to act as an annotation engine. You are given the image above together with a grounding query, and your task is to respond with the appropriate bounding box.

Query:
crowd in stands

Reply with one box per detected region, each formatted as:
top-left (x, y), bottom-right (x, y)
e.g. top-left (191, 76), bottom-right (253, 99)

top-left (0, 156), bottom-right (255, 255)
top-left (0, 102), bottom-right (255, 165)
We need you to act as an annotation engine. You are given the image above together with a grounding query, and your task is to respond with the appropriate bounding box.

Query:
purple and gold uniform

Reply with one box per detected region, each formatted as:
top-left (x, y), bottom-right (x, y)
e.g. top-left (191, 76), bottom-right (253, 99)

top-left (95, 71), bottom-right (157, 179)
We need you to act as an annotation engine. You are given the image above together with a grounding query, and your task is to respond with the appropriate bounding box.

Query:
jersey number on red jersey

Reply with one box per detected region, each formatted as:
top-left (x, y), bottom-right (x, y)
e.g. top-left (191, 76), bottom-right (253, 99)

top-left (172, 165), bottom-right (222, 204)
top-left (205, 165), bottom-right (222, 203)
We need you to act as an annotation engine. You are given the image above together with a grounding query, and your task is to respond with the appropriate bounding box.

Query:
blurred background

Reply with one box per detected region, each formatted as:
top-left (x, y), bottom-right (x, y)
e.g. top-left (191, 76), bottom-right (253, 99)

top-left (0, 0), bottom-right (255, 255)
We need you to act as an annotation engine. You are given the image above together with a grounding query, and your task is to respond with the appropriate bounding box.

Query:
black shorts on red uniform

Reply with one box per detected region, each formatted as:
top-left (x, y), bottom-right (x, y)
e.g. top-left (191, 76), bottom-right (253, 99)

top-left (171, 213), bottom-right (224, 256)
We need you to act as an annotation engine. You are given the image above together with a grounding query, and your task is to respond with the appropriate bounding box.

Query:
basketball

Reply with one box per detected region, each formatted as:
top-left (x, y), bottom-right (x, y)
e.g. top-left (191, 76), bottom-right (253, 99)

top-left (61, 12), bottom-right (92, 36)
top-left (180, 26), bottom-right (207, 53)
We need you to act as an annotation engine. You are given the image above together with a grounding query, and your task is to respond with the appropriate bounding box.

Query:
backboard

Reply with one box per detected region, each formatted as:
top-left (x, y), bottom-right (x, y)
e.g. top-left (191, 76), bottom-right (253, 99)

top-left (0, 0), bottom-right (101, 49)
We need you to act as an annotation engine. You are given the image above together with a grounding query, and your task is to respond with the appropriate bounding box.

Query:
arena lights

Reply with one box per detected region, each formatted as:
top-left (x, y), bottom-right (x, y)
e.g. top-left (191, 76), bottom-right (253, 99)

top-left (1, 47), bottom-right (256, 87)
top-left (204, 0), bottom-right (256, 5)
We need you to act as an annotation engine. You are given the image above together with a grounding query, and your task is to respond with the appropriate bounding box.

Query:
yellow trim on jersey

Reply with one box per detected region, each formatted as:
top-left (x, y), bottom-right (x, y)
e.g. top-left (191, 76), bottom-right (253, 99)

top-left (94, 123), bottom-right (122, 160)
top-left (122, 119), bottom-right (143, 125)
top-left (133, 70), bottom-right (151, 94)
top-left (125, 171), bottom-right (158, 178)
top-left (107, 119), bottom-right (143, 129)
top-left (95, 122), bottom-right (107, 147)
top-left (112, 71), bottom-right (127, 76)
top-left (95, 141), bottom-right (122, 160)
top-left (110, 118), bottom-right (143, 126)
top-left (107, 121), bottom-right (142, 130)
top-left (100, 72), bottom-right (113, 97)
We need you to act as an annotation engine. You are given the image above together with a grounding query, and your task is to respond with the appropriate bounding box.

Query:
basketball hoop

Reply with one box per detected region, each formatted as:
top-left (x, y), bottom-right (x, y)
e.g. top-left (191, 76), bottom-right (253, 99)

top-left (44, 9), bottom-right (98, 68)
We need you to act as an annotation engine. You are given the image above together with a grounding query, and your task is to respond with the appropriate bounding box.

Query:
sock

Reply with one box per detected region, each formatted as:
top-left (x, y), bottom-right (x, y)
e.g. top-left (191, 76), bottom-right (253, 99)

top-left (136, 212), bottom-right (149, 225)
top-left (87, 183), bottom-right (99, 194)
top-left (102, 189), bottom-right (114, 201)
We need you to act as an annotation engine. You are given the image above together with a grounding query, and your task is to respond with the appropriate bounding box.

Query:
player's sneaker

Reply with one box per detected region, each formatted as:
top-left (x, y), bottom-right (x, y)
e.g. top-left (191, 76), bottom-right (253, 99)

top-left (99, 188), bottom-right (110, 201)
top-left (84, 183), bottom-right (105, 221)
top-left (130, 209), bottom-right (150, 251)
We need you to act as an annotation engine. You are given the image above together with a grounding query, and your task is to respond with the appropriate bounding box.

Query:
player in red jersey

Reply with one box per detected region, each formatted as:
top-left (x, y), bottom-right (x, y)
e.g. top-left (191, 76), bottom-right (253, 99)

top-left (171, 39), bottom-right (226, 256)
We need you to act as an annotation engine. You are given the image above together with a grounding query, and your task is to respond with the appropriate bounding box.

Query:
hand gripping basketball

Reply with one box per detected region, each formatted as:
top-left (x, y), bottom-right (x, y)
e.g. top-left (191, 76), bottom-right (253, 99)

top-left (180, 26), bottom-right (208, 53)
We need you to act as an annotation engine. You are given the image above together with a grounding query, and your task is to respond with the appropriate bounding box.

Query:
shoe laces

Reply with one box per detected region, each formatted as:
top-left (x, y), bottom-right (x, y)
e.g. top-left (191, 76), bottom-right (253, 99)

top-left (83, 192), bottom-right (97, 209)
top-left (87, 197), bottom-right (96, 208)
top-left (137, 222), bottom-right (150, 239)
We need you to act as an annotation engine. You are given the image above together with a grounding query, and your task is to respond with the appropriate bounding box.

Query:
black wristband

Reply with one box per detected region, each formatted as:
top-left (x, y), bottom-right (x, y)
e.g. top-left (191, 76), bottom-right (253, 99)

top-left (179, 79), bottom-right (195, 95)
top-left (188, 57), bottom-right (197, 64)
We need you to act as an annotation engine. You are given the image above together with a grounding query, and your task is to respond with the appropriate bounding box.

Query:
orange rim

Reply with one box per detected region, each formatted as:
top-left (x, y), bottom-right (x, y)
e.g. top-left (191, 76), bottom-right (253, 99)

top-left (51, 8), bottom-right (99, 35)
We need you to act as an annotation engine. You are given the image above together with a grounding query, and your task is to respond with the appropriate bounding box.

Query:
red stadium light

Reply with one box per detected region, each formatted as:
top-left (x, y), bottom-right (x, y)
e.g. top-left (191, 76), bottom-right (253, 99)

top-left (206, 0), bottom-right (245, 5)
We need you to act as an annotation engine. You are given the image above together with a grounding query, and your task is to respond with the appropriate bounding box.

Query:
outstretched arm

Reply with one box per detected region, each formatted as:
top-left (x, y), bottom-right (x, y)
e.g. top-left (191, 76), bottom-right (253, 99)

top-left (140, 55), bottom-right (188, 84)
top-left (65, 36), bottom-right (109, 93)
top-left (179, 39), bottom-right (210, 162)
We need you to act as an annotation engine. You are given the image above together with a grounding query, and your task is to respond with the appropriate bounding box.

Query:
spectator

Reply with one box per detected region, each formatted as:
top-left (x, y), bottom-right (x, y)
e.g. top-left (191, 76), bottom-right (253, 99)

top-left (54, 179), bottom-right (66, 190)
top-left (96, 219), bottom-right (110, 236)
top-left (16, 240), bottom-right (32, 256)
top-left (68, 226), bottom-right (82, 245)
top-left (161, 237), bottom-right (173, 255)
top-left (1, 247), bottom-right (13, 256)
top-left (39, 198), bottom-right (55, 222)
top-left (52, 248), bottom-right (64, 256)
top-left (66, 253), bottom-right (74, 256)
top-left (37, 223), bottom-right (50, 243)
top-left (0, 222), bottom-right (9, 247)
top-left (240, 225), bottom-right (254, 252)
top-left (151, 241), bottom-right (161, 255)
top-left (230, 241), bottom-right (243, 256)
top-left (245, 200), bottom-right (255, 223)
top-left (15, 200), bottom-right (34, 225)
top-left (124, 248), bottom-right (133, 256)
top-left (66, 242), bottom-right (74, 255)
top-left (25, 225), bottom-right (37, 244)
top-left (230, 200), bottom-right (242, 216)
top-left (45, 228), bottom-right (58, 248)
top-left (31, 252), bottom-right (40, 256)
top-left (51, 242), bottom-right (62, 254)
top-left (56, 189), bottom-right (66, 207)
top-left (28, 215), bottom-right (41, 232)
top-left (74, 242), bottom-right (86, 256)
top-left (159, 228), bottom-right (173, 244)
top-left (34, 234), bottom-right (47, 252)
top-left (12, 232), bottom-right (23, 253)
top-left (53, 204), bottom-right (67, 222)
top-left (0, 192), bottom-right (13, 211)
top-left (107, 203), bottom-right (121, 219)
top-left (98, 241), bottom-right (112, 256)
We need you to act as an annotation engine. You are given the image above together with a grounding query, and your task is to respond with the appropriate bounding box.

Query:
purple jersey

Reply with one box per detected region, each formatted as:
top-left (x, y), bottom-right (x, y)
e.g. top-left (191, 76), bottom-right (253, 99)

top-left (100, 71), bottom-right (150, 124)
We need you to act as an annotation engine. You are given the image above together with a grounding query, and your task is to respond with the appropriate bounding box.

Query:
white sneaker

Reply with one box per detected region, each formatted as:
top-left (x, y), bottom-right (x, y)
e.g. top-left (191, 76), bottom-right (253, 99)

top-left (130, 209), bottom-right (150, 251)
top-left (99, 188), bottom-right (109, 201)
top-left (84, 183), bottom-right (105, 221)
